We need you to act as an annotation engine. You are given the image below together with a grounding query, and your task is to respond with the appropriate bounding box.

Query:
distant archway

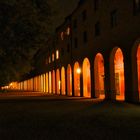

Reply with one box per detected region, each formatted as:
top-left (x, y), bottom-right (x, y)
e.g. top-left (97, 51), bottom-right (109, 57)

top-left (110, 48), bottom-right (125, 100)
top-left (43, 74), bottom-right (46, 92)
top-left (52, 70), bottom-right (55, 94)
top-left (74, 62), bottom-right (81, 96)
top-left (67, 64), bottom-right (72, 96)
top-left (49, 71), bottom-right (52, 93)
top-left (61, 67), bottom-right (66, 95)
top-left (46, 73), bottom-right (48, 93)
top-left (83, 58), bottom-right (91, 97)
top-left (137, 45), bottom-right (140, 98)
top-left (94, 53), bottom-right (105, 99)
top-left (56, 69), bottom-right (60, 95)
top-left (40, 75), bottom-right (44, 92)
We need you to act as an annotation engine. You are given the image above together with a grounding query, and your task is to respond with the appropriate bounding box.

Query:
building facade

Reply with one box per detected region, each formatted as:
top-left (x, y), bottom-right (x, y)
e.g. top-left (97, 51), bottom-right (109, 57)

top-left (16, 0), bottom-right (140, 102)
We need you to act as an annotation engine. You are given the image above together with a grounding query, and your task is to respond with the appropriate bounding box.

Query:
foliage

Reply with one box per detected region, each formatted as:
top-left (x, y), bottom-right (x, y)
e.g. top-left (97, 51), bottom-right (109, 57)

top-left (0, 0), bottom-right (79, 86)
top-left (0, 0), bottom-right (51, 85)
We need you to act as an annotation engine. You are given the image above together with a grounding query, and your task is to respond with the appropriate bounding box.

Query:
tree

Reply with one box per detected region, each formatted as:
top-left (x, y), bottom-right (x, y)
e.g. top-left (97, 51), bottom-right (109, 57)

top-left (0, 0), bottom-right (79, 86)
top-left (0, 0), bottom-right (51, 86)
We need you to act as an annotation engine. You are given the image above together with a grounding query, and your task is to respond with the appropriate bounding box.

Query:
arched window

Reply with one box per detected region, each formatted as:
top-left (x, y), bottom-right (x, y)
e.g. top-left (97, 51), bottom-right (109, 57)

top-left (94, 53), bottom-right (105, 99)
top-left (74, 62), bottom-right (81, 96)
top-left (83, 58), bottom-right (91, 97)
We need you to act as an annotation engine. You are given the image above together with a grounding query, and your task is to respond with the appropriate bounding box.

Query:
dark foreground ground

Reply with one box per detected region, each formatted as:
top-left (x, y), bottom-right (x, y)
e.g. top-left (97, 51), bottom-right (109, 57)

top-left (0, 92), bottom-right (140, 140)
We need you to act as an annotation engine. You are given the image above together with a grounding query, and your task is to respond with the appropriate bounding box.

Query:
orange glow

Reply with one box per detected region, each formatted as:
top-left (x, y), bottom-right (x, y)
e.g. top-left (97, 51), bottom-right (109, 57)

top-left (21, 82), bottom-right (24, 90)
top-left (49, 71), bottom-right (52, 93)
top-left (61, 67), bottom-right (66, 95)
top-left (76, 68), bottom-right (81, 74)
top-left (41, 75), bottom-right (44, 92)
top-left (43, 74), bottom-right (46, 92)
top-left (66, 27), bottom-right (70, 35)
top-left (83, 58), bottom-right (91, 97)
top-left (33, 77), bottom-right (35, 91)
top-left (52, 70), bottom-right (56, 94)
top-left (52, 53), bottom-right (55, 62)
top-left (61, 32), bottom-right (64, 40)
top-left (8, 82), bottom-right (18, 89)
top-left (56, 69), bottom-right (60, 94)
top-left (114, 48), bottom-right (125, 100)
top-left (56, 50), bottom-right (59, 59)
top-left (24, 81), bottom-right (27, 91)
top-left (38, 75), bottom-right (41, 91)
top-left (46, 73), bottom-right (49, 93)
top-left (94, 53), bottom-right (105, 99)
top-left (67, 64), bottom-right (72, 96)
top-left (74, 62), bottom-right (80, 96)
top-left (35, 77), bottom-right (38, 91)
top-left (137, 46), bottom-right (140, 97)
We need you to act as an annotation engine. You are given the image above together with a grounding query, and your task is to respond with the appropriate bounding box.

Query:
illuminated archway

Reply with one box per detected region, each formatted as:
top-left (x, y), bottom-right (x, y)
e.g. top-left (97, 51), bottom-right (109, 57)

top-left (52, 70), bottom-right (55, 94)
top-left (94, 53), bottom-right (105, 99)
top-left (67, 64), bottom-right (72, 96)
top-left (137, 45), bottom-right (140, 98)
top-left (46, 73), bottom-right (49, 93)
top-left (43, 74), bottom-right (46, 92)
top-left (83, 58), bottom-right (91, 97)
top-left (56, 69), bottom-right (60, 95)
top-left (41, 75), bottom-right (44, 92)
top-left (37, 76), bottom-right (40, 91)
top-left (49, 71), bottom-right (52, 93)
top-left (61, 67), bottom-right (66, 95)
top-left (34, 77), bottom-right (36, 91)
top-left (74, 62), bottom-right (81, 96)
top-left (36, 76), bottom-right (39, 91)
top-left (110, 48), bottom-right (125, 100)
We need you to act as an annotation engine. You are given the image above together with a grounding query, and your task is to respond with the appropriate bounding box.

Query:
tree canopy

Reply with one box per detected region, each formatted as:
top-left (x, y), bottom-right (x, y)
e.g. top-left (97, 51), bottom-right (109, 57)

top-left (0, 0), bottom-right (79, 86)
top-left (0, 0), bottom-right (51, 86)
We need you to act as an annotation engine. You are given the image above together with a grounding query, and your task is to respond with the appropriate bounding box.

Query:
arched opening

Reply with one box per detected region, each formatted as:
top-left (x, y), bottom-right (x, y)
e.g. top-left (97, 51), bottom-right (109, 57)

top-left (41, 75), bottom-right (44, 92)
top-left (56, 69), bottom-right (60, 95)
top-left (36, 76), bottom-right (39, 91)
top-left (137, 45), bottom-right (140, 98)
top-left (52, 70), bottom-right (55, 94)
top-left (94, 53), bottom-right (105, 99)
top-left (43, 74), bottom-right (46, 92)
top-left (110, 48), bottom-right (125, 101)
top-left (37, 76), bottom-right (39, 91)
top-left (74, 62), bottom-right (81, 96)
top-left (34, 77), bottom-right (36, 91)
top-left (61, 67), bottom-right (66, 95)
top-left (67, 64), bottom-right (72, 96)
top-left (83, 58), bottom-right (91, 97)
top-left (46, 73), bottom-right (48, 93)
top-left (49, 71), bottom-right (52, 93)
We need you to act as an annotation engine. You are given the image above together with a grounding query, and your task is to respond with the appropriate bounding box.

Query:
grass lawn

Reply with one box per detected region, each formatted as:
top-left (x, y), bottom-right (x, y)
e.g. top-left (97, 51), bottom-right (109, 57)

top-left (0, 94), bottom-right (140, 140)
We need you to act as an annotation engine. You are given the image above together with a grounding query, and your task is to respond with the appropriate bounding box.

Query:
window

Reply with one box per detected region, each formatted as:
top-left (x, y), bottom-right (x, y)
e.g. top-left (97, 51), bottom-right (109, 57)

top-left (82, 10), bottom-right (87, 21)
top-left (73, 19), bottom-right (77, 29)
top-left (83, 31), bottom-right (87, 43)
top-left (56, 50), bottom-right (59, 59)
top-left (133, 0), bottom-right (140, 15)
top-left (94, 0), bottom-right (99, 11)
top-left (111, 10), bottom-right (117, 28)
top-left (52, 53), bottom-right (54, 61)
top-left (61, 32), bottom-right (64, 40)
top-left (74, 38), bottom-right (78, 48)
top-left (66, 27), bottom-right (70, 35)
top-left (67, 44), bottom-right (70, 52)
top-left (95, 22), bottom-right (100, 36)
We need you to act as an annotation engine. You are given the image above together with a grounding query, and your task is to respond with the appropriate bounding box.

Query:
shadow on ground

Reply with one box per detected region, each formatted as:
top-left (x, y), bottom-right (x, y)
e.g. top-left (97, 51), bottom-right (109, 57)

top-left (0, 93), bottom-right (140, 140)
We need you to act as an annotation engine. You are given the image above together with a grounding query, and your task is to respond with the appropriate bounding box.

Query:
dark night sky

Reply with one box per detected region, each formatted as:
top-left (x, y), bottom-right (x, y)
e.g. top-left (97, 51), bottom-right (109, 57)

top-left (49, 0), bottom-right (79, 29)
